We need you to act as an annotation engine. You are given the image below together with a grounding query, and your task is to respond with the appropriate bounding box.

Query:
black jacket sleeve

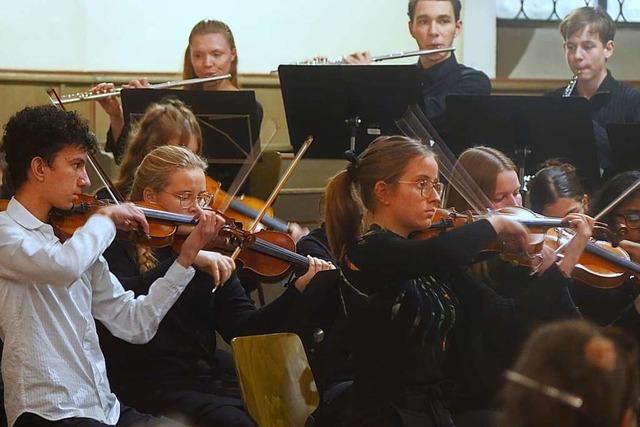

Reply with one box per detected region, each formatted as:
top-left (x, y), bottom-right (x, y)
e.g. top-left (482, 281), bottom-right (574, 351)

top-left (105, 124), bottom-right (131, 165)
top-left (347, 220), bottom-right (497, 280)
top-left (102, 240), bottom-right (176, 295)
top-left (214, 276), bottom-right (302, 343)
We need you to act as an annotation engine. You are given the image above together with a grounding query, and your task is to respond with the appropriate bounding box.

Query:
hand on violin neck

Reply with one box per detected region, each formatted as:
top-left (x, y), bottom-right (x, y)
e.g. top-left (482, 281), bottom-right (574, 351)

top-left (176, 210), bottom-right (226, 268)
top-left (293, 256), bottom-right (335, 292)
top-left (487, 216), bottom-right (529, 254)
top-left (563, 213), bottom-right (595, 241)
top-left (193, 250), bottom-right (236, 288)
top-left (556, 214), bottom-right (594, 277)
top-left (97, 203), bottom-right (149, 235)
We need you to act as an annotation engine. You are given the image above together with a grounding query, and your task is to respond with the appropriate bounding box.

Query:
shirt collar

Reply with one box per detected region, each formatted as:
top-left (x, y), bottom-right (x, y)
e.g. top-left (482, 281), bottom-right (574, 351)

top-left (6, 197), bottom-right (47, 230)
top-left (417, 52), bottom-right (459, 83)
top-left (589, 70), bottom-right (615, 108)
top-left (596, 69), bottom-right (616, 94)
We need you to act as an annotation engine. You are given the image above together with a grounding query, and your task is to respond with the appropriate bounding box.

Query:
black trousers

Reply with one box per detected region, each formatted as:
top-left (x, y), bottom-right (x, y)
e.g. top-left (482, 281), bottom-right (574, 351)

top-left (147, 389), bottom-right (255, 427)
top-left (14, 406), bottom-right (182, 427)
top-left (112, 350), bottom-right (255, 427)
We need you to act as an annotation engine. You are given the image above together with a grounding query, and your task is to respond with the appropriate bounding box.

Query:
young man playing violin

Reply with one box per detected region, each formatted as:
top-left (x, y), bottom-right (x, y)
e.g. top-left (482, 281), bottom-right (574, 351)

top-left (345, 0), bottom-right (490, 138)
top-left (0, 105), bottom-right (225, 427)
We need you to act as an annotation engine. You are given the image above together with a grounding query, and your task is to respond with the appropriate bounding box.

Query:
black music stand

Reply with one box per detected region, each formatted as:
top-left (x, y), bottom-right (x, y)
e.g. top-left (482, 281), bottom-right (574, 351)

top-left (121, 88), bottom-right (259, 164)
top-left (445, 95), bottom-right (601, 189)
top-left (607, 123), bottom-right (640, 174)
top-left (278, 65), bottom-right (421, 157)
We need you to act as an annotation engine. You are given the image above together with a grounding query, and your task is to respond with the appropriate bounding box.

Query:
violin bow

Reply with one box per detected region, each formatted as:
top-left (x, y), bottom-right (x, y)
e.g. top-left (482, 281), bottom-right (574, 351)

top-left (211, 136), bottom-right (313, 294)
top-left (552, 178), bottom-right (640, 255)
top-left (395, 105), bottom-right (493, 214)
top-left (216, 122), bottom-right (279, 214)
top-left (594, 178), bottom-right (640, 222)
top-left (46, 87), bottom-right (126, 204)
top-left (248, 136), bottom-right (312, 232)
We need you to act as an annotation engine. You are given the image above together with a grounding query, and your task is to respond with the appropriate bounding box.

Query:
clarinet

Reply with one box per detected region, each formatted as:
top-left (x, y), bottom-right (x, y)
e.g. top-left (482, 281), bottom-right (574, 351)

top-left (563, 75), bottom-right (578, 97)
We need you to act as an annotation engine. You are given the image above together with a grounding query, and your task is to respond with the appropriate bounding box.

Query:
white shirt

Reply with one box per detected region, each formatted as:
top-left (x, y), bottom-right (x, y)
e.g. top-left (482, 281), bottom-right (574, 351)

top-left (0, 198), bottom-right (195, 427)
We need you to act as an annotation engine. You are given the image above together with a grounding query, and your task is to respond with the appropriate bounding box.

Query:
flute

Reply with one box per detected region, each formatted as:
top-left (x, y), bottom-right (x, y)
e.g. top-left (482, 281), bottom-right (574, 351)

top-left (290, 47), bottom-right (455, 65)
top-left (48, 74), bottom-right (232, 106)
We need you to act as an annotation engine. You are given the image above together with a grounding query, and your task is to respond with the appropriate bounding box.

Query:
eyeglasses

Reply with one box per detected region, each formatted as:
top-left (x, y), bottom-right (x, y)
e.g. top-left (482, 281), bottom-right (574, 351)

top-left (613, 212), bottom-right (640, 229)
top-left (396, 178), bottom-right (443, 198)
top-left (163, 191), bottom-right (216, 209)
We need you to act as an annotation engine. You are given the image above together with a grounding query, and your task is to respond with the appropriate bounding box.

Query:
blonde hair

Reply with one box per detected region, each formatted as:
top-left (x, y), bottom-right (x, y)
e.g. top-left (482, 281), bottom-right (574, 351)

top-left (115, 99), bottom-right (202, 197)
top-left (183, 19), bottom-right (239, 88)
top-left (324, 135), bottom-right (433, 261)
top-left (130, 145), bottom-right (208, 272)
top-left (446, 146), bottom-right (517, 211)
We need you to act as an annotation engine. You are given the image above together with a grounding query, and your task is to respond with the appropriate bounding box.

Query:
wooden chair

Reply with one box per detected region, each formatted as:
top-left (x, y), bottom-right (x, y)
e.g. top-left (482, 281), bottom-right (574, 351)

top-left (231, 333), bottom-right (319, 427)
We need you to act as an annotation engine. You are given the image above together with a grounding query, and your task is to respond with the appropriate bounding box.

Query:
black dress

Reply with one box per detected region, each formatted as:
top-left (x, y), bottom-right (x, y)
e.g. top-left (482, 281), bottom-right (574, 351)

top-left (98, 240), bottom-right (300, 427)
top-left (340, 221), bottom-right (575, 427)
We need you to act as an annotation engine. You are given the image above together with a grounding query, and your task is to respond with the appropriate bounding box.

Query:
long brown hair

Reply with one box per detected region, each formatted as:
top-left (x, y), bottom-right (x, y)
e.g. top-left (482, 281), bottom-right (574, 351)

top-left (115, 99), bottom-right (202, 197)
top-left (130, 145), bottom-right (208, 272)
top-left (183, 19), bottom-right (239, 88)
top-left (446, 146), bottom-right (517, 211)
top-left (324, 135), bottom-right (433, 261)
top-left (502, 320), bottom-right (639, 427)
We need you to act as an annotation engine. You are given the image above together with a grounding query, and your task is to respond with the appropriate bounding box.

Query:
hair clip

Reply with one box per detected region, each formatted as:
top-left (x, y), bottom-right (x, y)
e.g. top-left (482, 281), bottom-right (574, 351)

top-left (505, 370), bottom-right (584, 409)
top-left (344, 150), bottom-right (360, 181)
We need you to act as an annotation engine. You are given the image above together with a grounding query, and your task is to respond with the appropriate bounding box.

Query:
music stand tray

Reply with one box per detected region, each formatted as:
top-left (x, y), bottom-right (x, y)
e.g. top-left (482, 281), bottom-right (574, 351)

top-left (121, 88), bottom-right (259, 164)
top-left (445, 95), bottom-right (601, 188)
top-left (607, 123), bottom-right (640, 173)
top-left (278, 64), bottom-right (421, 158)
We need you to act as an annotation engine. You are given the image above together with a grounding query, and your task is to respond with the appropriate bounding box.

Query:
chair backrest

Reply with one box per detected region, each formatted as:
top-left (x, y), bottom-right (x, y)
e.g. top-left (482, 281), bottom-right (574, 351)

top-left (231, 332), bottom-right (319, 427)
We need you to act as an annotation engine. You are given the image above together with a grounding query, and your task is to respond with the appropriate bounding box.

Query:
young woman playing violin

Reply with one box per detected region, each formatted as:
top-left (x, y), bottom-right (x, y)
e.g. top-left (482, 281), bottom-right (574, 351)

top-left (97, 145), bottom-right (333, 427)
top-left (323, 135), bottom-right (585, 427)
top-left (582, 170), bottom-right (640, 335)
top-left (441, 147), bottom-right (596, 424)
top-left (446, 147), bottom-right (593, 296)
top-left (0, 106), bottom-right (224, 427)
top-left (527, 165), bottom-right (640, 337)
top-left (100, 98), bottom-right (307, 241)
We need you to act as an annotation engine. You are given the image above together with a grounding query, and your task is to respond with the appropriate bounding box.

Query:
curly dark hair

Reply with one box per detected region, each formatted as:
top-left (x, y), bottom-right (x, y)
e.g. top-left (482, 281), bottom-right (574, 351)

top-left (2, 105), bottom-right (97, 190)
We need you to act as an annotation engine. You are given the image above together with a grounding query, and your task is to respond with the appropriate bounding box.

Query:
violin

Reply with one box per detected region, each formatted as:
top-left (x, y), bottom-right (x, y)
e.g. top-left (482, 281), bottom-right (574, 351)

top-left (49, 194), bottom-right (198, 246)
top-left (206, 176), bottom-right (289, 233)
top-left (173, 221), bottom-right (310, 281)
top-left (545, 228), bottom-right (640, 289)
top-left (420, 206), bottom-right (570, 267)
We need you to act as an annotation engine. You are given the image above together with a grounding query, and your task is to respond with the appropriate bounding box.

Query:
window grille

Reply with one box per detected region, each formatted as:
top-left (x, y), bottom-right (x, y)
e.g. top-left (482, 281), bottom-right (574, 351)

top-left (497, 0), bottom-right (640, 23)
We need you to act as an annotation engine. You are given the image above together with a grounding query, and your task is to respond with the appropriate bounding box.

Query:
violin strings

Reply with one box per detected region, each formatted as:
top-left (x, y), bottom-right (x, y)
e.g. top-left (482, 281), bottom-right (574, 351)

top-left (250, 238), bottom-right (309, 267)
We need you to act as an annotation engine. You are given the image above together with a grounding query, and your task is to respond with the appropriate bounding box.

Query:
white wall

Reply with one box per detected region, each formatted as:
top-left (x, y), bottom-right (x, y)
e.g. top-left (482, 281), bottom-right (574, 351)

top-left (0, 0), bottom-right (497, 76)
top-left (1, 0), bottom-right (417, 73)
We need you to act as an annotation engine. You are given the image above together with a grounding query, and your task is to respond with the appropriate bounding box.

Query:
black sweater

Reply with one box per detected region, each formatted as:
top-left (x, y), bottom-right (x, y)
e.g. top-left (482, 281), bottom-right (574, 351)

top-left (98, 240), bottom-right (299, 398)
top-left (340, 220), bottom-right (575, 426)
